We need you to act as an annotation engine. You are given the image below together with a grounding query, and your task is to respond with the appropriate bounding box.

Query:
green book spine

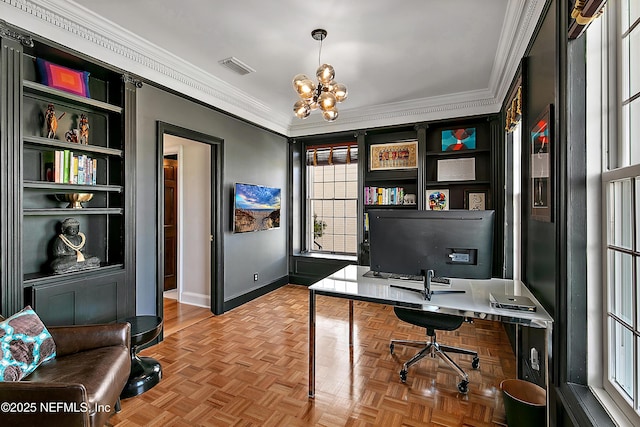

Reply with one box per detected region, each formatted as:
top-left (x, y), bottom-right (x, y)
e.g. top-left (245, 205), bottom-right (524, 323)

top-left (63, 150), bottom-right (70, 184)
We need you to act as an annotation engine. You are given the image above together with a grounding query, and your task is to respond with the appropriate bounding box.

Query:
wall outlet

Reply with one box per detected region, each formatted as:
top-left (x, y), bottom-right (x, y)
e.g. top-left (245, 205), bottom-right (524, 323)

top-left (530, 347), bottom-right (540, 371)
top-left (253, 273), bottom-right (258, 281)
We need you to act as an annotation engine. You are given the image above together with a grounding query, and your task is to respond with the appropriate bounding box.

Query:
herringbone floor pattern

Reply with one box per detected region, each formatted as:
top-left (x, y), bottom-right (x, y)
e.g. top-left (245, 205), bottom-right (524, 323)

top-left (108, 284), bottom-right (515, 426)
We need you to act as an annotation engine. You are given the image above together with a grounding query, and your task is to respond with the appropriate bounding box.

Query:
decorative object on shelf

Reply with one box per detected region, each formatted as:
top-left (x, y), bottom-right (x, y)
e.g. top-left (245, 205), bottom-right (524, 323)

top-left (65, 113), bottom-right (90, 144)
top-left (54, 193), bottom-right (94, 209)
top-left (441, 128), bottom-right (476, 151)
top-left (465, 190), bottom-right (488, 210)
top-left (36, 58), bottom-right (90, 98)
top-left (437, 157), bottom-right (476, 182)
top-left (403, 193), bottom-right (416, 205)
top-left (44, 103), bottom-right (66, 139)
top-left (233, 183), bottom-right (281, 233)
top-left (369, 140), bottom-right (418, 171)
top-left (505, 86), bottom-right (522, 132)
top-left (49, 217), bottom-right (101, 274)
top-left (427, 189), bottom-right (450, 211)
top-left (292, 29), bottom-right (348, 122)
top-left (530, 104), bottom-right (553, 222)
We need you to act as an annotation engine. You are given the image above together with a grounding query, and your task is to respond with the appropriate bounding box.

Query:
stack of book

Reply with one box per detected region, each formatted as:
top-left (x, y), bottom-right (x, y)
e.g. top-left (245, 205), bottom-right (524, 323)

top-left (364, 186), bottom-right (405, 205)
top-left (43, 151), bottom-right (97, 185)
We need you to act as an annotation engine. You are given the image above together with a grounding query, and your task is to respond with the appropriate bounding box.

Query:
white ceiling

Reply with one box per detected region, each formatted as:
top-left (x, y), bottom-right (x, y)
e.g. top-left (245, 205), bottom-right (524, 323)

top-left (1, 0), bottom-right (545, 136)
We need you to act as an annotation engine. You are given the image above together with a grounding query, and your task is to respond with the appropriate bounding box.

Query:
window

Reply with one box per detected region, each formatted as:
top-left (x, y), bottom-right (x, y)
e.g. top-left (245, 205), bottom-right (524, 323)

top-left (590, 1), bottom-right (640, 423)
top-left (306, 144), bottom-right (358, 254)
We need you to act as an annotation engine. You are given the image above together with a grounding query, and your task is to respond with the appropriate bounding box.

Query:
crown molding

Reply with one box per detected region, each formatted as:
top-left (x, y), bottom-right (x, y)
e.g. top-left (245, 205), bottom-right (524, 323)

top-left (490, 0), bottom-right (547, 104)
top-left (2, 0), bottom-right (545, 138)
top-left (288, 89), bottom-right (502, 137)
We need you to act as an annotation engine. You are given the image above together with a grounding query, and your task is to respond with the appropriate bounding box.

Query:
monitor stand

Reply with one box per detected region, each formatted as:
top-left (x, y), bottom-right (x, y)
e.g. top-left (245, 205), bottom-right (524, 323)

top-left (423, 269), bottom-right (466, 301)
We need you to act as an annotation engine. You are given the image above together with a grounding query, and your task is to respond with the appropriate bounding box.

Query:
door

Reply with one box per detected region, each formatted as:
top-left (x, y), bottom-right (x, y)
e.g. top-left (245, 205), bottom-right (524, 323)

top-left (163, 157), bottom-right (178, 292)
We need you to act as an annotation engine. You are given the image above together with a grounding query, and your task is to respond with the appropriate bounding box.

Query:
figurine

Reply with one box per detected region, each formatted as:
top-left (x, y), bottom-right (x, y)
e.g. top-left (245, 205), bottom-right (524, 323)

top-left (78, 114), bottom-right (89, 145)
top-left (44, 103), bottom-right (65, 139)
top-left (65, 114), bottom-right (89, 144)
top-left (50, 217), bottom-right (101, 274)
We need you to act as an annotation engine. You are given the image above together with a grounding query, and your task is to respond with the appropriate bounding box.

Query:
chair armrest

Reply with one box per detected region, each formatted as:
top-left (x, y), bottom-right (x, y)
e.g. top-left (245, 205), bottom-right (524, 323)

top-left (49, 322), bottom-right (130, 357)
top-left (0, 382), bottom-right (90, 426)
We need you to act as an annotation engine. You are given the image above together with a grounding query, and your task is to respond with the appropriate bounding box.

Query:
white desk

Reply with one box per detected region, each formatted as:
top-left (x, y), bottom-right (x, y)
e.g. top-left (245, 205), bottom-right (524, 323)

top-left (308, 265), bottom-right (553, 415)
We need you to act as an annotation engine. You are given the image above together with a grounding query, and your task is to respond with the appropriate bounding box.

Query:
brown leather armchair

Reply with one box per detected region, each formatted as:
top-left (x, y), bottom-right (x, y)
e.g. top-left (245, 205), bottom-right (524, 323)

top-left (0, 320), bottom-right (131, 427)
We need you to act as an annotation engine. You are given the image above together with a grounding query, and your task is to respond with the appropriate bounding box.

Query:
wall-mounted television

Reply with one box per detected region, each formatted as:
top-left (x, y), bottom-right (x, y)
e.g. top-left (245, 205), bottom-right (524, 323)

top-left (233, 183), bottom-right (281, 233)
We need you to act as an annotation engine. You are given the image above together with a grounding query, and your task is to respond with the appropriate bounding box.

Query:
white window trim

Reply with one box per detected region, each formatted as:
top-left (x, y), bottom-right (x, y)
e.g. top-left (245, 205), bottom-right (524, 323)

top-left (587, 2), bottom-right (640, 425)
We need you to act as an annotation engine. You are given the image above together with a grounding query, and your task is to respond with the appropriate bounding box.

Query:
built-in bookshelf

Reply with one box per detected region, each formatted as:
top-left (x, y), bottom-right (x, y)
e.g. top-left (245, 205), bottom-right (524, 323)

top-left (424, 119), bottom-right (494, 210)
top-left (0, 28), bottom-right (136, 324)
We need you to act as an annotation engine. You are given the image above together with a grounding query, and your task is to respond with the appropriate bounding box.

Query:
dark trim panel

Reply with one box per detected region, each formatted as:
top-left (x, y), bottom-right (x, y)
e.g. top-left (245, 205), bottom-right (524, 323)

top-left (223, 276), bottom-right (289, 312)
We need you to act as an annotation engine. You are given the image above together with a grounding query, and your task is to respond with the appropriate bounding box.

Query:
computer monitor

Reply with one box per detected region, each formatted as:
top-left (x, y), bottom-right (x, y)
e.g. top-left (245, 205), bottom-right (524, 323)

top-left (368, 209), bottom-right (495, 280)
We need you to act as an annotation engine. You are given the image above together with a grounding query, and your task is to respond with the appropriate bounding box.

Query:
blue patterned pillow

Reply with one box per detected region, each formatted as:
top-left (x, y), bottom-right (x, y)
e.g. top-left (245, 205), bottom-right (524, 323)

top-left (0, 306), bottom-right (56, 381)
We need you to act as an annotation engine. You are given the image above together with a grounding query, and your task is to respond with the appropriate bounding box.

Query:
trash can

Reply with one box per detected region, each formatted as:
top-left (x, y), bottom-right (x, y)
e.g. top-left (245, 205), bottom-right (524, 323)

top-left (500, 379), bottom-right (546, 427)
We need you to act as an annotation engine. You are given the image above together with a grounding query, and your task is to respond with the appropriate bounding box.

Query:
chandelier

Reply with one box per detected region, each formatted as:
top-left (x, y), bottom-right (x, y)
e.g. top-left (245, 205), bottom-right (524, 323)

top-left (292, 29), bottom-right (348, 122)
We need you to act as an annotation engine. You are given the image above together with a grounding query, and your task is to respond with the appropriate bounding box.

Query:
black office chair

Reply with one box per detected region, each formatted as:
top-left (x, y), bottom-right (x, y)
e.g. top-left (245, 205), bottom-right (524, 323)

top-left (390, 307), bottom-right (479, 393)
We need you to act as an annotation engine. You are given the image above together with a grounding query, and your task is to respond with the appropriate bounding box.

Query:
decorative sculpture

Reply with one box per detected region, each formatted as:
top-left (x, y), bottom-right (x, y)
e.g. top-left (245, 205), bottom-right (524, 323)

top-left (65, 113), bottom-right (89, 144)
top-left (78, 114), bottom-right (89, 144)
top-left (50, 217), bottom-right (101, 274)
top-left (44, 103), bottom-right (65, 139)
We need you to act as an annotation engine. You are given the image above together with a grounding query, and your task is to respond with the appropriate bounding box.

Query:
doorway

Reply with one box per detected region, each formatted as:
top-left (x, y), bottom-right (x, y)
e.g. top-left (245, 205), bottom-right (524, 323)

top-left (163, 155), bottom-right (178, 297)
top-left (156, 122), bottom-right (224, 325)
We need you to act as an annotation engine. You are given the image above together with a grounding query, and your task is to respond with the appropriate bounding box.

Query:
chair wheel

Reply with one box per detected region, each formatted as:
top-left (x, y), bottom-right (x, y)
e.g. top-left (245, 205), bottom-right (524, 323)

top-left (457, 380), bottom-right (469, 394)
top-left (400, 369), bottom-right (407, 383)
top-left (390, 343), bottom-right (395, 354)
top-left (472, 357), bottom-right (480, 369)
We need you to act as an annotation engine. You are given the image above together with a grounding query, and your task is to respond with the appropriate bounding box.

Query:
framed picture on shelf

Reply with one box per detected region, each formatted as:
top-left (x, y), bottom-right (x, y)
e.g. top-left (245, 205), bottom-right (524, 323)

top-left (464, 189), bottom-right (488, 210)
top-left (427, 189), bottom-right (450, 211)
top-left (437, 157), bottom-right (476, 182)
top-left (441, 128), bottom-right (476, 151)
top-left (369, 140), bottom-right (418, 171)
top-left (530, 104), bottom-right (553, 222)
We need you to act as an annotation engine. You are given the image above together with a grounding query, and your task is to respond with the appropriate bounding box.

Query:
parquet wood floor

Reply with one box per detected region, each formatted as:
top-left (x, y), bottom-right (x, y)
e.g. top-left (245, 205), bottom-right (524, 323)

top-left (163, 297), bottom-right (213, 337)
top-left (108, 284), bottom-right (515, 427)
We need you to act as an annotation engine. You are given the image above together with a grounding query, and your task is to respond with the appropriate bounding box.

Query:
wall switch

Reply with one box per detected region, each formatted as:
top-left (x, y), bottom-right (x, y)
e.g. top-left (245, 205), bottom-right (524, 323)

top-left (530, 347), bottom-right (540, 371)
top-left (253, 273), bottom-right (258, 281)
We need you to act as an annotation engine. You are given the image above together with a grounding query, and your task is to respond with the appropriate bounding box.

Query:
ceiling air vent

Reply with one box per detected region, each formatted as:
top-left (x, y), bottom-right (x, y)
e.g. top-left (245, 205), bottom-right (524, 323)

top-left (218, 57), bottom-right (256, 75)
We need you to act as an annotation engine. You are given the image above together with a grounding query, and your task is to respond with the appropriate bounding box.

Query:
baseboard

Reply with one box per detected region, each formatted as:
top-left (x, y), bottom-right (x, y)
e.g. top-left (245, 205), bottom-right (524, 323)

top-left (223, 276), bottom-right (289, 312)
top-left (180, 291), bottom-right (211, 308)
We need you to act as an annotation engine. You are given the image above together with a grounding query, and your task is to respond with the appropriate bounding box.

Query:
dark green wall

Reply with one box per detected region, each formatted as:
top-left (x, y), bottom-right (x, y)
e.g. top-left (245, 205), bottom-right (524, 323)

top-left (524, 1), bottom-right (557, 312)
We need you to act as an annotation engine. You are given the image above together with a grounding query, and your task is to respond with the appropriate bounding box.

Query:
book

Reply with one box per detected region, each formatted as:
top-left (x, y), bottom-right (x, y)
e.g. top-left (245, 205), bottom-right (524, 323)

top-left (54, 151), bottom-right (62, 183)
top-left (71, 155), bottom-right (79, 184)
top-left (77, 154), bottom-right (85, 185)
top-left (42, 151), bottom-right (55, 182)
top-left (62, 150), bottom-right (70, 184)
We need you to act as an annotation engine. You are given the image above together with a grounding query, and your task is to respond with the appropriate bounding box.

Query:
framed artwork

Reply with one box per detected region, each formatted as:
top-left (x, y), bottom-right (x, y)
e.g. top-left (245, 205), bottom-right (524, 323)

top-left (530, 104), bottom-right (553, 222)
top-left (441, 128), bottom-right (476, 151)
top-left (465, 189), bottom-right (488, 210)
top-left (369, 140), bottom-right (418, 171)
top-left (233, 183), bottom-right (281, 233)
top-left (437, 157), bottom-right (476, 181)
top-left (427, 189), bottom-right (450, 210)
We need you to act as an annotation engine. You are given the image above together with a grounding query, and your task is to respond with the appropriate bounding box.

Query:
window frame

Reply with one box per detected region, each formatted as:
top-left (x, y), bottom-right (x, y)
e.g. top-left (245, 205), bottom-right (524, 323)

top-left (304, 143), bottom-right (359, 256)
top-left (589, 1), bottom-right (640, 423)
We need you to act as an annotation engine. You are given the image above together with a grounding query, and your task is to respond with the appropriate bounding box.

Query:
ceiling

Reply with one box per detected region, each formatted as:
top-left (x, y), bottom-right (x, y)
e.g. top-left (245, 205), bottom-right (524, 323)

top-left (2, 0), bottom-right (545, 137)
